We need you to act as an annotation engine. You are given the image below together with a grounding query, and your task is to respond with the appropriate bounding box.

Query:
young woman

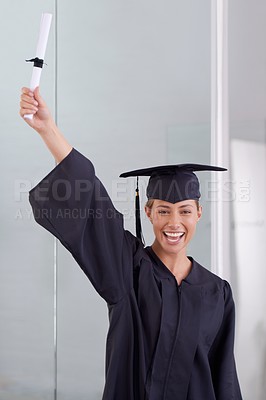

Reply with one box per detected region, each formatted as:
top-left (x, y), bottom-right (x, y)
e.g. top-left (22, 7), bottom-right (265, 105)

top-left (20, 87), bottom-right (242, 400)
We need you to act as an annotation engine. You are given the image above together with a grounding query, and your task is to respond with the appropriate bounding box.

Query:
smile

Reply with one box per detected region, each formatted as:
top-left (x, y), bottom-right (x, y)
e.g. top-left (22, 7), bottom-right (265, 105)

top-left (163, 231), bottom-right (185, 243)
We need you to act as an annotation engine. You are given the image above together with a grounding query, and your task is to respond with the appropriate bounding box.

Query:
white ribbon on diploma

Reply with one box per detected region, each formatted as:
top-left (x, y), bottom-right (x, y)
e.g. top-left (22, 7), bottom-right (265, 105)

top-left (24, 13), bottom-right (52, 120)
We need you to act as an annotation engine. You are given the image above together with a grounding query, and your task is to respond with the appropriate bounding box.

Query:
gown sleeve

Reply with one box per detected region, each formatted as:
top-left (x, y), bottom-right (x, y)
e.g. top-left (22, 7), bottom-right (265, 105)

top-left (29, 148), bottom-right (134, 304)
top-left (208, 281), bottom-right (242, 399)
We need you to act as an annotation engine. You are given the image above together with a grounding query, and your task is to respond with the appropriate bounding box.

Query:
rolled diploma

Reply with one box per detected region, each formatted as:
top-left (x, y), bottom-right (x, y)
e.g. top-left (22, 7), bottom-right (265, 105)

top-left (24, 13), bottom-right (52, 120)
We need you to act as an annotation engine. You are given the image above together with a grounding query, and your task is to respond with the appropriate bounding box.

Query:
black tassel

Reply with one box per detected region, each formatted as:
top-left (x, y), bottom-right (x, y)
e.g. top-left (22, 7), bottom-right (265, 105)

top-left (135, 177), bottom-right (144, 244)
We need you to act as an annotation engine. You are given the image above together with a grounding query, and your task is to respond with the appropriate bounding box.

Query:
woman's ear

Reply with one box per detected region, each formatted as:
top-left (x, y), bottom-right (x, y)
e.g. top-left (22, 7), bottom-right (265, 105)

top-left (145, 206), bottom-right (152, 223)
top-left (197, 205), bottom-right (203, 221)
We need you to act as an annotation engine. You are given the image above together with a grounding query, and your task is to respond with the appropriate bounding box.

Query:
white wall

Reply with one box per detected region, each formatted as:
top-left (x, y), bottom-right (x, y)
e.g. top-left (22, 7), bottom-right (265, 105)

top-left (1, 0), bottom-right (265, 399)
top-left (231, 140), bottom-right (266, 400)
top-left (229, 2), bottom-right (266, 398)
top-left (0, 2), bottom-right (56, 399)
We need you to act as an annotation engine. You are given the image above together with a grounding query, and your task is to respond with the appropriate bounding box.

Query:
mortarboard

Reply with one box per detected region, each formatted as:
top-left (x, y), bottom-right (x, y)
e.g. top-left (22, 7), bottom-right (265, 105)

top-left (120, 163), bottom-right (227, 242)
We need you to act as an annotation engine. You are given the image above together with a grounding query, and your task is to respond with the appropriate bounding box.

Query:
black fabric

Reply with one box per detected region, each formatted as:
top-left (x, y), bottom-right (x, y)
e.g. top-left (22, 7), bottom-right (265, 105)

top-left (25, 57), bottom-right (44, 68)
top-left (120, 163), bottom-right (226, 203)
top-left (29, 148), bottom-right (242, 400)
top-left (120, 163), bottom-right (227, 177)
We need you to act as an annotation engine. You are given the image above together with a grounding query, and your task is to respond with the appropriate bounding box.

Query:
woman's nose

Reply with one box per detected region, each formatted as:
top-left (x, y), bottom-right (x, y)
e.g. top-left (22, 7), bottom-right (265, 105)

top-left (167, 213), bottom-right (181, 228)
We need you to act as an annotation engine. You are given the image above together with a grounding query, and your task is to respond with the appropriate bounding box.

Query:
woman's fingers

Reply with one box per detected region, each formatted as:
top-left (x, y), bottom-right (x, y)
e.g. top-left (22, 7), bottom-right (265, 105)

top-left (20, 101), bottom-right (38, 118)
top-left (20, 98), bottom-right (38, 110)
top-left (19, 107), bottom-right (37, 118)
top-left (20, 92), bottom-right (38, 105)
top-left (19, 86), bottom-right (54, 133)
top-left (33, 87), bottom-right (42, 103)
top-left (20, 87), bottom-right (39, 117)
top-left (21, 87), bottom-right (33, 95)
top-left (20, 96), bottom-right (38, 108)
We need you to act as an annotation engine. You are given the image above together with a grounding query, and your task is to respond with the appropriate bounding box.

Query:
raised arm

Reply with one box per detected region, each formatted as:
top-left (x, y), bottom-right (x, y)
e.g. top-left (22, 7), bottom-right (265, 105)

top-left (19, 87), bottom-right (72, 163)
top-left (20, 87), bottom-right (137, 304)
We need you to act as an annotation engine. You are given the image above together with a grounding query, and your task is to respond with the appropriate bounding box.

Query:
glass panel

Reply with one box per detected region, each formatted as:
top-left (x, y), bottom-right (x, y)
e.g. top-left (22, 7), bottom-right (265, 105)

top-left (57, 0), bottom-right (211, 398)
top-left (229, 1), bottom-right (266, 399)
top-left (0, 2), bottom-right (56, 399)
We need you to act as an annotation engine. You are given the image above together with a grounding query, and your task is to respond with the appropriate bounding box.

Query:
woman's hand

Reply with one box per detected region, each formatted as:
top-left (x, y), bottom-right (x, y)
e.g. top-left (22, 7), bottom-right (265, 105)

top-left (19, 86), bottom-right (55, 135)
top-left (19, 86), bottom-right (72, 163)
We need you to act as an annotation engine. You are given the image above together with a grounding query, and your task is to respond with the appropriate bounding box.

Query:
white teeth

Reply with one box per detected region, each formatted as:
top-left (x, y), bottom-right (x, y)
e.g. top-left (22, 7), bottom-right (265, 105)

top-left (164, 232), bottom-right (184, 238)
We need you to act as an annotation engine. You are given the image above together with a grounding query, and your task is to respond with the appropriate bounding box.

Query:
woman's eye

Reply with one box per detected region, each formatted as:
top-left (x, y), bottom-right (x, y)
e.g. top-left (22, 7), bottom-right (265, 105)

top-left (158, 210), bottom-right (169, 215)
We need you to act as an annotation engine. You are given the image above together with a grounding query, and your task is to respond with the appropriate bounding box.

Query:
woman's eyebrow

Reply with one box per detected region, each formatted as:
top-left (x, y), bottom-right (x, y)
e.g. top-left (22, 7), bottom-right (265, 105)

top-left (155, 203), bottom-right (194, 209)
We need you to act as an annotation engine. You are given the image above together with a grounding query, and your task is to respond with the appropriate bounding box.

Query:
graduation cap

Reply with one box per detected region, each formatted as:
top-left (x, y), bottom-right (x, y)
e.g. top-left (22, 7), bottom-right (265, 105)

top-left (120, 163), bottom-right (227, 242)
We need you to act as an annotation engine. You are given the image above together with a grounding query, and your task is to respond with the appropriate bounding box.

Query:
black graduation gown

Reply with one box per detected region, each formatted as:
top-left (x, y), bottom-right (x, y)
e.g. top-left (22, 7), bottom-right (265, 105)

top-left (29, 148), bottom-right (242, 400)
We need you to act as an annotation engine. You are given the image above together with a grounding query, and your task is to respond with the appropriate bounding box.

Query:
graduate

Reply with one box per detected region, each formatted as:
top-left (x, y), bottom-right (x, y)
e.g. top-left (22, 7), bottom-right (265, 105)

top-left (20, 87), bottom-right (243, 400)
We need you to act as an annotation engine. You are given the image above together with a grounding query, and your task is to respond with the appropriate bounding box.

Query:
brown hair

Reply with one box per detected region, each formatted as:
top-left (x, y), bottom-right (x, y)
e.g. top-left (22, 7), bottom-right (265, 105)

top-left (145, 199), bottom-right (155, 209)
top-left (145, 199), bottom-right (200, 211)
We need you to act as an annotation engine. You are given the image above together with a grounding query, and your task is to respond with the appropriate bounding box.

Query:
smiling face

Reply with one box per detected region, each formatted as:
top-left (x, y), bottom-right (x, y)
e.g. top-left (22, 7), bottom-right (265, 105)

top-left (145, 199), bottom-right (202, 259)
